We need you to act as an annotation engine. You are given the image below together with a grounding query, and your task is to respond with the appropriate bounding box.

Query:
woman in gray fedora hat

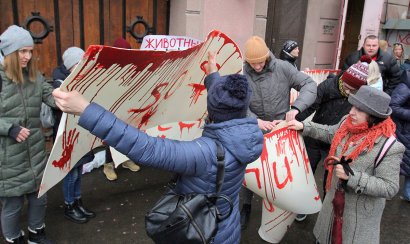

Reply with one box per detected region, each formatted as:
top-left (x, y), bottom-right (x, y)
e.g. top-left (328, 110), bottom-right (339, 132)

top-left (287, 85), bottom-right (405, 244)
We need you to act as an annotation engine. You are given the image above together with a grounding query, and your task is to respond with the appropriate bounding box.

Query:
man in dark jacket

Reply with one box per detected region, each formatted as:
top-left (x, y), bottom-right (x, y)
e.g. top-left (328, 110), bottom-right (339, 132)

top-left (343, 35), bottom-right (401, 95)
top-left (390, 70), bottom-right (410, 202)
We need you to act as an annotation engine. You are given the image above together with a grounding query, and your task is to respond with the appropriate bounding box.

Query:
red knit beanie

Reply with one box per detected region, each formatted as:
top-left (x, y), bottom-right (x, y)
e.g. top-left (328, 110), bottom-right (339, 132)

top-left (341, 59), bottom-right (369, 89)
top-left (113, 38), bottom-right (131, 49)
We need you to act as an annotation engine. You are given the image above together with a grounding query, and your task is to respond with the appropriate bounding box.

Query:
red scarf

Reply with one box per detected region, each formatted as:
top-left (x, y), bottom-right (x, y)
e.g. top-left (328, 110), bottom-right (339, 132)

top-left (325, 115), bottom-right (396, 192)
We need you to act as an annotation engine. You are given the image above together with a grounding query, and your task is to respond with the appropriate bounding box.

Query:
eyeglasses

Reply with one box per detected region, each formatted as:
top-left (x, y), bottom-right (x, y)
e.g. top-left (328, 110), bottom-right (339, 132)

top-left (393, 43), bottom-right (403, 47)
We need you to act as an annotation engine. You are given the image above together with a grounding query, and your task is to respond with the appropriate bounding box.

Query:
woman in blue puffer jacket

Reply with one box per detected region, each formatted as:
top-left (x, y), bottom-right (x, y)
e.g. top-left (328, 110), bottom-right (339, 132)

top-left (52, 54), bottom-right (264, 244)
top-left (390, 70), bottom-right (410, 201)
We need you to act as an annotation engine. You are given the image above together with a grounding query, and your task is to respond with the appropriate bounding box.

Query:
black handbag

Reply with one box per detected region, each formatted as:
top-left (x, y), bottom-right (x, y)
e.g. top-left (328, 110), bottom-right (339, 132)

top-left (145, 140), bottom-right (233, 244)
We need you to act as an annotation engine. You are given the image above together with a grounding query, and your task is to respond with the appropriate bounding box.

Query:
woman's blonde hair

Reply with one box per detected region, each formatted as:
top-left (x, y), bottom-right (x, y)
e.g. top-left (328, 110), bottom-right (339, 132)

top-left (378, 40), bottom-right (388, 52)
top-left (367, 60), bottom-right (381, 85)
top-left (3, 51), bottom-right (37, 84)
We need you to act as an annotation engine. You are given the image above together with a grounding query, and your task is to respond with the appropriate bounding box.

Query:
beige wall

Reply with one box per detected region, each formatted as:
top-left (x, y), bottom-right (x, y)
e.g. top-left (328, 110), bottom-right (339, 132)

top-left (301, 0), bottom-right (341, 70)
top-left (380, 0), bottom-right (410, 58)
top-left (169, 0), bottom-right (267, 54)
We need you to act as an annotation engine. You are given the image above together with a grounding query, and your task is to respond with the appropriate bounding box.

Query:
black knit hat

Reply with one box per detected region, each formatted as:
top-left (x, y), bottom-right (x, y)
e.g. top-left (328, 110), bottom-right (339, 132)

top-left (283, 40), bottom-right (298, 53)
top-left (205, 73), bottom-right (252, 123)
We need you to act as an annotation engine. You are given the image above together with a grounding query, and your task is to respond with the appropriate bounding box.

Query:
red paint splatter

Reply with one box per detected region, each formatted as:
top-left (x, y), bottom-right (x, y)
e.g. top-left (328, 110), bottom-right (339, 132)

top-left (264, 208), bottom-right (288, 225)
top-left (158, 125), bottom-right (172, 131)
top-left (188, 83), bottom-right (206, 105)
top-left (137, 106), bottom-right (158, 129)
top-left (200, 61), bottom-right (221, 75)
top-left (263, 198), bottom-right (275, 212)
top-left (52, 129), bottom-right (80, 170)
top-left (164, 70), bottom-right (188, 99)
top-left (273, 156), bottom-right (293, 189)
top-left (244, 168), bottom-right (261, 189)
top-left (265, 211), bottom-right (294, 232)
top-left (314, 184), bottom-right (321, 201)
top-left (128, 83), bottom-right (168, 113)
top-left (178, 121), bottom-right (195, 136)
top-left (260, 136), bottom-right (277, 202)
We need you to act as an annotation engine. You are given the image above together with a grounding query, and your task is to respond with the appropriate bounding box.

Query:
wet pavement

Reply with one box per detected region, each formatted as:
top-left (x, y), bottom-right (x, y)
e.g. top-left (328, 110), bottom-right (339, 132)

top-left (1, 164), bottom-right (410, 243)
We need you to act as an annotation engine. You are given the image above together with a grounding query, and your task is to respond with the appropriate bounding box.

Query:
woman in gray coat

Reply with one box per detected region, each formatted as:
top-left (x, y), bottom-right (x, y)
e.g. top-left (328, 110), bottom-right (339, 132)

top-left (288, 86), bottom-right (405, 244)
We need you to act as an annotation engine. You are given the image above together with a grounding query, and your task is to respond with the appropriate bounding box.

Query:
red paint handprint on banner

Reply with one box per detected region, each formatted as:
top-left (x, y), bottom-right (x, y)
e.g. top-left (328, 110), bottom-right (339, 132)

top-left (52, 129), bottom-right (80, 170)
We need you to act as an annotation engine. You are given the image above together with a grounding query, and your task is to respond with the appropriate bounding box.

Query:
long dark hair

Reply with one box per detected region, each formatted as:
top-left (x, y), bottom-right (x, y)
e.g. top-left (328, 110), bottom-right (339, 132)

top-left (367, 115), bottom-right (385, 127)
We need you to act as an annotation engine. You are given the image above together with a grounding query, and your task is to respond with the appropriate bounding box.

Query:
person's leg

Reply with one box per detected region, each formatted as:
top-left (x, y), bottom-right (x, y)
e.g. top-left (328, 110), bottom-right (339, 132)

top-left (73, 163), bottom-right (96, 218)
top-left (240, 186), bottom-right (253, 229)
top-left (63, 166), bottom-right (87, 224)
top-left (103, 146), bottom-right (117, 180)
top-left (26, 192), bottom-right (55, 243)
top-left (402, 176), bottom-right (410, 201)
top-left (0, 196), bottom-right (25, 242)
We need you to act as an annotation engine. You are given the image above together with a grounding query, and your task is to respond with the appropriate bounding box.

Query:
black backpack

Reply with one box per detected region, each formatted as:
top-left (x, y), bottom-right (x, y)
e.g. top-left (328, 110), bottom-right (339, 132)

top-left (145, 140), bottom-right (233, 244)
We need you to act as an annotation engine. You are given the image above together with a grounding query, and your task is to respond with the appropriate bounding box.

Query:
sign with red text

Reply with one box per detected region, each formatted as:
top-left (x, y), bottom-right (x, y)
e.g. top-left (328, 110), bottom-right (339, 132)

top-left (243, 122), bottom-right (322, 214)
top-left (39, 30), bottom-right (243, 197)
top-left (141, 35), bottom-right (201, 51)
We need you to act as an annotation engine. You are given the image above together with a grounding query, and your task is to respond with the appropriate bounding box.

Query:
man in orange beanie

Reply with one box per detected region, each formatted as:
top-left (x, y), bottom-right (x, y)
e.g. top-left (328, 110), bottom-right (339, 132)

top-left (240, 36), bottom-right (317, 228)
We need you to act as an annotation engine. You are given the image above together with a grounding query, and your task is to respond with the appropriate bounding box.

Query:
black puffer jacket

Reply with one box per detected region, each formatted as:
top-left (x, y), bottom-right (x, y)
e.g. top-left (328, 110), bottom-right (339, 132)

top-left (51, 65), bottom-right (70, 139)
top-left (390, 70), bottom-right (410, 176)
top-left (279, 50), bottom-right (297, 69)
top-left (296, 74), bottom-right (351, 125)
top-left (343, 48), bottom-right (402, 95)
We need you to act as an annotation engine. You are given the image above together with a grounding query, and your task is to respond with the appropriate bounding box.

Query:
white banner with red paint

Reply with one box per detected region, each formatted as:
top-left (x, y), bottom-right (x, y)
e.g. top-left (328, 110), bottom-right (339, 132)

top-left (258, 200), bottom-right (297, 243)
top-left (110, 120), bottom-right (204, 166)
top-left (141, 35), bottom-right (201, 51)
top-left (39, 30), bottom-right (243, 197)
top-left (243, 122), bottom-right (322, 214)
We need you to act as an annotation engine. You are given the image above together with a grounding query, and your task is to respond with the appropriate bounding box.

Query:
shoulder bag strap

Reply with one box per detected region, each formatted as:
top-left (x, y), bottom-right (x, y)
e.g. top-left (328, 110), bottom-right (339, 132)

top-left (373, 136), bottom-right (396, 171)
top-left (214, 140), bottom-right (225, 194)
top-left (0, 74), bottom-right (2, 93)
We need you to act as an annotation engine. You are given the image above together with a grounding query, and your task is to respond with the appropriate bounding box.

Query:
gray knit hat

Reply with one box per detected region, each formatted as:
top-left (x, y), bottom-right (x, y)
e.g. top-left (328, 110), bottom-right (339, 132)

top-left (0, 25), bottom-right (34, 56)
top-left (348, 86), bottom-right (392, 118)
top-left (63, 47), bottom-right (85, 70)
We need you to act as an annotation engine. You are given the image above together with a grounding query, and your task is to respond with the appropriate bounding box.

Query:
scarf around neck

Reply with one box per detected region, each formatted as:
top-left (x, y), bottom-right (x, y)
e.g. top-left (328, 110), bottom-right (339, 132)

top-left (325, 115), bottom-right (396, 192)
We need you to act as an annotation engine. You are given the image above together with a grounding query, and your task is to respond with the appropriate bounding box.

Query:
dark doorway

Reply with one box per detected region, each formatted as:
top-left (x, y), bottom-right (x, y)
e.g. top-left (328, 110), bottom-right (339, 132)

top-left (265, 0), bottom-right (308, 68)
top-left (338, 0), bottom-right (365, 69)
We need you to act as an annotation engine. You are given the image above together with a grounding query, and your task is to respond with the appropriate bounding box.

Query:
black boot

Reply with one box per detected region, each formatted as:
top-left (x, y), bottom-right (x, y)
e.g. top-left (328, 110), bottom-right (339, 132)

top-left (75, 198), bottom-right (96, 218)
top-left (6, 232), bottom-right (26, 244)
top-left (28, 225), bottom-right (55, 244)
top-left (240, 204), bottom-right (251, 230)
top-left (64, 202), bottom-right (88, 224)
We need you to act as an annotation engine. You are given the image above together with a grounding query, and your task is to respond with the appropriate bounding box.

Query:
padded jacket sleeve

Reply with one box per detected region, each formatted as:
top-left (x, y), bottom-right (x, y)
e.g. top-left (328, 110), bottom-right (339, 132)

top-left (390, 83), bottom-right (410, 122)
top-left (78, 103), bottom-right (211, 176)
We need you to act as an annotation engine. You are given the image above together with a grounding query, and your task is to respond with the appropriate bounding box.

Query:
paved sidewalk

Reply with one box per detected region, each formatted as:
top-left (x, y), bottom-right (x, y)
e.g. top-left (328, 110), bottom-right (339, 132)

top-left (1, 164), bottom-right (410, 243)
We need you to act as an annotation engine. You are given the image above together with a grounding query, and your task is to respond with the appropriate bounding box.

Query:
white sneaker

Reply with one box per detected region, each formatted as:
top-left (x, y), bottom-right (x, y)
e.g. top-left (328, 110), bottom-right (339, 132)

top-left (295, 214), bottom-right (307, 222)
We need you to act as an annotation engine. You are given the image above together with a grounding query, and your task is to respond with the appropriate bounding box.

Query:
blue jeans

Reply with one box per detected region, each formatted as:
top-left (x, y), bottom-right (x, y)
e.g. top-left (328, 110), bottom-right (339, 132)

top-left (63, 151), bottom-right (94, 204)
top-left (0, 192), bottom-right (47, 239)
top-left (403, 176), bottom-right (410, 201)
top-left (63, 163), bottom-right (82, 204)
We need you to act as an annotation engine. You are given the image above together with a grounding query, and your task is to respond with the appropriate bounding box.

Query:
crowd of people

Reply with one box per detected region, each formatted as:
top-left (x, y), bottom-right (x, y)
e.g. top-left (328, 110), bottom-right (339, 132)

top-left (0, 23), bottom-right (409, 244)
